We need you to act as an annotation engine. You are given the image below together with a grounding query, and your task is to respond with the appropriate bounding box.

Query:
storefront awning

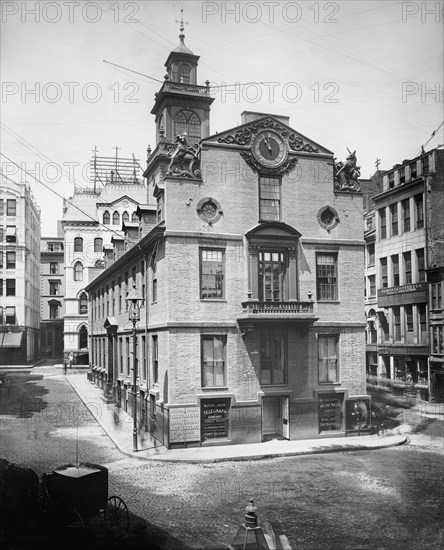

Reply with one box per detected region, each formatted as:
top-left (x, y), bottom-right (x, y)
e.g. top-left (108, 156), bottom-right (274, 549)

top-left (0, 332), bottom-right (23, 348)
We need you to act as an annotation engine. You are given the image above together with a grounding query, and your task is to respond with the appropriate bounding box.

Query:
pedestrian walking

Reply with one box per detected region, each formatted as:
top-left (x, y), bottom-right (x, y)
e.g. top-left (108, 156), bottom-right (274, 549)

top-left (68, 352), bottom-right (74, 370)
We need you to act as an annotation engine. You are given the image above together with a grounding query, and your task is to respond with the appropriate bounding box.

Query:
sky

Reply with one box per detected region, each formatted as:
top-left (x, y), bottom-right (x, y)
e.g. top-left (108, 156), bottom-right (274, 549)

top-left (1, 0), bottom-right (443, 236)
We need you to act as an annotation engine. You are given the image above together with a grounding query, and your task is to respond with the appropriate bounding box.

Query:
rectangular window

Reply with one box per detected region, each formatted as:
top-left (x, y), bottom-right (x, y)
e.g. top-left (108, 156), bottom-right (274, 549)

top-left (6, 199), bottom-right (16, 216)
top-left (318, 335), bottom-right (339, 383)
top-left (259, 250), bottom-right (286, 302)
top-left (6, 226), bottom-right (16, 242)
top-left (49, 282), bottom-right (59, 295)
top-left (432, 326), bottom-right (444, 354)
top-left (151, 258), bottom-right (157, 303)
top-left (431, 283), bottom-right (442, 310)
top-left (379, 208), bottom-right (386, 239)
top-left (367, 243), bottom-right (375, 266)
top-left (200, 249), bottom-right (224, 299)
top-left (6, 279), bottom-right (15, 296)
top-left (260, 328), bottom-right (286, 385)
top-left (403, 252), bottom-right (412, 284)
top-left (415, 194), bottom-right (424, 229)
top-left (393, 307), bottom-right (401, 341)
top-left (399, 167), bottom-right (406, 185)
top-left (106, 285), bottom-right (109, 316)
top-left (422, 155), bottom-right (429, 175)
top-left (0, 200), bottom-right (3, 216)
top-left (316, 253), bottom-right (338, 301)
top-left (390, 204), bottom-right (398, 236)
top-left (0, 279), bottom-right (3, 296)
top-left (369, 275), bottom-right (376, 297)
top-left (405, 305), bottom-right (413, 333)
top-left (392, 255), bottom-right (399, 286)
top-left (124, 272), bottom-right (129, 310)
top-left (49, 303), bottom-right (59, 319)
top-left (142, 335), bottom-right (147, 382)
top-left (156, 195), bottom-right (164, 223)
top-left (418, 304), bottom-right (427, 342)
top-left (259, 176), bottom-right (281, 221)
top-left (5, 306), bottom-right (16, 324)
top-left (381, 258), bottom-right (388, 288)
top-left (119, 337), bottom-right (123, 374)
top-left (409, 162), bottom-right (417, 180)
top-left (416, 249), bottom-right (425, 282)
top-left (0, 252), bottom-right (2, 269)
top-left (49, 262), bottom-right (58, 274)
top-left (402, 198), bottom-right (410, 232)
top-left (202, 335), bottom-right (226, 387)
top-left (152, 335), bottom-right (158, 384)
top-left (388, 173), bottom-right (395, 189)
top-left (6, 251), bottom-right (15, 269)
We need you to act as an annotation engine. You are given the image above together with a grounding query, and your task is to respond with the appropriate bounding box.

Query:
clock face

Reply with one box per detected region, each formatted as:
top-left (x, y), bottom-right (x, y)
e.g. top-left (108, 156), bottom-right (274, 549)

top-left (252, 130), bottom-right (288, 168)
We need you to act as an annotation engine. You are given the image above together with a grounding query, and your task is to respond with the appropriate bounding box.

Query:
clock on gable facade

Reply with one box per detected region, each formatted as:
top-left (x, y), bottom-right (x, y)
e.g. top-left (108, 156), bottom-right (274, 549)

top-left (252, 130), bottom-right (288, 168)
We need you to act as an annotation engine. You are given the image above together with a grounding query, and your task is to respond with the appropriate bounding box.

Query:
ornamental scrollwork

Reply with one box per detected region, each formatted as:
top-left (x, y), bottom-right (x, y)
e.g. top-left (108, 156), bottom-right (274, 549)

top-left (240, 151), bottom-right (299, 176)
top-left (288, 134), bottom-right (319, 153)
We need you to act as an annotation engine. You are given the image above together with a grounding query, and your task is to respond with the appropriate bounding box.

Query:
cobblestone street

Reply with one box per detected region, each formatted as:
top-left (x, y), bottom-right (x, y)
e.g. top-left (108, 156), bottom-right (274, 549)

top-left (1, 367), bottom-right (443, 549)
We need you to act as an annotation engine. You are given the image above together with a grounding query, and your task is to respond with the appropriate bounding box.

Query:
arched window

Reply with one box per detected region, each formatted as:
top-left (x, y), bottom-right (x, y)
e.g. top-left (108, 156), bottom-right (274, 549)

top-left (94, 238), bottom-right (103, 252)
top-left (122, 211), bottom-right (129, 224)
top-left (131, 212), bottom-right (138, 222)
top-left (74, 261), bottom-right (83, 281)
top-left (179, 64), bottom-right (190, 84)
top-left (174, 110), bottom-right (201, 144)
top-left (103, 211), bottom-right (110, 225)
top-left (74, 237), bottom-right (83, 252)
top-left (79, 292), bottom-right (88, 314)
top-left (113, 211), bottom-right (120, 225)
top-left (79, 325), bottom-right (88, 349)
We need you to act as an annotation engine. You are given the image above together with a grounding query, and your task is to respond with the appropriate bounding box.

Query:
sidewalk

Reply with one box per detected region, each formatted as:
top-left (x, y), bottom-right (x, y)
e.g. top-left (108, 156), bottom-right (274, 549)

top-left (66, 373), bottom-right (408, 463)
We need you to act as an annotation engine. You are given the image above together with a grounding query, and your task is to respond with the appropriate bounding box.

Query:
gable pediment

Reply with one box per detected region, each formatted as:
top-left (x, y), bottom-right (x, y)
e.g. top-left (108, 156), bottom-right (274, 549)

top-left (203, 116), bottom-right (332, 156)
top-left (96, 195), bottom-right (140, 208)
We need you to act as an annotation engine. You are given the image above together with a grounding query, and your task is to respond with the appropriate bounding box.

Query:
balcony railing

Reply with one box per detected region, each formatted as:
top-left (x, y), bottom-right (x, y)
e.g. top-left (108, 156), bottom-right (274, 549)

top-left (160, 81), bottom-right (212, 97)
top-left (241, 300), bottom-right (314, 315)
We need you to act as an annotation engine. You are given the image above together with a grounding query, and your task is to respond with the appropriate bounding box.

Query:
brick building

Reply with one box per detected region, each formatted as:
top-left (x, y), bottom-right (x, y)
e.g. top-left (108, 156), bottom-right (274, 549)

top-left (40, 224), bottom-right (65, 359)
top-left (85, 27), bottom-right (368, 448)
top-left (0, 179), bottom-right (41, 364)
top-left (364, 148), bottom-right (444, 402)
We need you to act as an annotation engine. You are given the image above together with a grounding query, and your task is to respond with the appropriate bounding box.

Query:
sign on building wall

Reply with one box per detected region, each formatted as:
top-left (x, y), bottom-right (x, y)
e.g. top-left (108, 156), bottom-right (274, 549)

top-left (201, 398), bottom-right (231, 441)
top-left (169, 406), bottom-right (200, 443)
top-left (318, 393), bottom-right (343, 432)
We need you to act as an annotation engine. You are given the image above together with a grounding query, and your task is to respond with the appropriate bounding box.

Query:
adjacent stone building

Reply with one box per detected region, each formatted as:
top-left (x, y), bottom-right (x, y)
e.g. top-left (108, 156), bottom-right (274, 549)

top-left (0, 179), bottom-right (41, 364)
top-left (40, 224), bottom-right (65, 358)
top-left (364, 147), bottom-right (444, 402)
top-left (85, 28), bottom-right (368, 448)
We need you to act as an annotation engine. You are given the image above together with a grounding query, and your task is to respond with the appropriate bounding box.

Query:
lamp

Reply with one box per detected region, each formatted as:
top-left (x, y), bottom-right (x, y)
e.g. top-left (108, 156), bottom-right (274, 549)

top-left (125, 284), bottom-right (144, 452)
top-left (228, 499), bottom-right (270, 550)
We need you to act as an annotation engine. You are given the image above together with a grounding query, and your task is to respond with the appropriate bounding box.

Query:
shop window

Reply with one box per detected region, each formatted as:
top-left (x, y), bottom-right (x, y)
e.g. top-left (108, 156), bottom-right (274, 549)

top-left (202, 335), bottom-right (226, 387)
top-left (318, 334), bottom-right (339, 383)
top-left (316, 253), bottom-right (338, 301)
top-left (259, 176), bottom-right (281, 221)
top-left (260, 327), bottom-right (286, 385)
top-left (103, 211), bottom-right (110, 225)
top-left (200, 249), bottom-right (224, 300)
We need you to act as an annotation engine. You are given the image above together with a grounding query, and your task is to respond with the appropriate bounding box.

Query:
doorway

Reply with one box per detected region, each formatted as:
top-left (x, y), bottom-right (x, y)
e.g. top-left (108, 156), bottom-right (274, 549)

top-left (262, 396), bottom-right (290, 441)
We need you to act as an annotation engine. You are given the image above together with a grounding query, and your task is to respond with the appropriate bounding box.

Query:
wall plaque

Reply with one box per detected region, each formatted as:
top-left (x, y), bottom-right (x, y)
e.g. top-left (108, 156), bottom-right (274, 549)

top-left (318, 393), bottom-right (343, 432)
top-left (201, 398), bottom-right (231, 440)
top-left (169, 406), bottom-right (200, 443)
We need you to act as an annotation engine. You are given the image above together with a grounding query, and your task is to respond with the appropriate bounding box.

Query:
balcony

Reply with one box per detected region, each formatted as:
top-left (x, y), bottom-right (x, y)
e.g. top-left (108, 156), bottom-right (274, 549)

top-left (238, 300), bottom-right (316, 323)
top-left (160, 80), bottom-right (212, 97)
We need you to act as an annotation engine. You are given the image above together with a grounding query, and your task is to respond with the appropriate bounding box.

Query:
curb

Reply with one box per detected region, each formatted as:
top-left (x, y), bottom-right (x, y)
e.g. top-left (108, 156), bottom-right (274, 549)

top-left (66, 376), bottom-right (409, 464)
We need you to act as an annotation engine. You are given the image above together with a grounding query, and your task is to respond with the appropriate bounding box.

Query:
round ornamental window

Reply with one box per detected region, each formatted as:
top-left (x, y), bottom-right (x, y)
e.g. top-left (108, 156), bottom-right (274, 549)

top-left (196, 197), bottom-right (223, 225)
top-left (317, 206), bottom-right (339, 231)
top-left (201, 201), bottom-right (217, 219)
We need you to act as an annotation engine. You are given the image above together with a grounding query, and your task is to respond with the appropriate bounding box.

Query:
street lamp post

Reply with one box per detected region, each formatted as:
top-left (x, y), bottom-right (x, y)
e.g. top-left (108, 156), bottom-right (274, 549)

top-left (126, 284), bottom-right (144, 452)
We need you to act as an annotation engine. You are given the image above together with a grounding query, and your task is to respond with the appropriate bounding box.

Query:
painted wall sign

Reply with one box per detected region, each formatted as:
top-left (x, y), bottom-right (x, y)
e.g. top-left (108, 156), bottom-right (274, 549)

top-left (201, 398), bottom-right (231, 440)
top-left (318, 393), bottom-right (343, 432)
top-left (169, 406), bottom-right (200, 442)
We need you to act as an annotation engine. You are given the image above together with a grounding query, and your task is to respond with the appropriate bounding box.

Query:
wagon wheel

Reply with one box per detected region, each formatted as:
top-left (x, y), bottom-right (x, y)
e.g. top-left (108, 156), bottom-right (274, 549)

top-left (105, 496), bottom-right (129, 533)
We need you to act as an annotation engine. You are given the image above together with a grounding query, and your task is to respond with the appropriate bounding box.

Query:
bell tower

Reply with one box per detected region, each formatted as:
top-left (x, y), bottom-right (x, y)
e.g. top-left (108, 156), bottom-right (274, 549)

top-left (150, 11), bottom-right (214, 146)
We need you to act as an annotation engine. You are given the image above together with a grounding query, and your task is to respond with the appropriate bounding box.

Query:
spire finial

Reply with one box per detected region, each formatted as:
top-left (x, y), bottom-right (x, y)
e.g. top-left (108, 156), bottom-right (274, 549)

top-left (176, 8), bottom-right (188, 41)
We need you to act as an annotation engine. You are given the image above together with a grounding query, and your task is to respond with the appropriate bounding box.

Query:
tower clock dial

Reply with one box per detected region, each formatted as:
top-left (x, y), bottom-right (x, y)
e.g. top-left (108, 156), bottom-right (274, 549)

top-left (252, 130), bottom-right (288, 168)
